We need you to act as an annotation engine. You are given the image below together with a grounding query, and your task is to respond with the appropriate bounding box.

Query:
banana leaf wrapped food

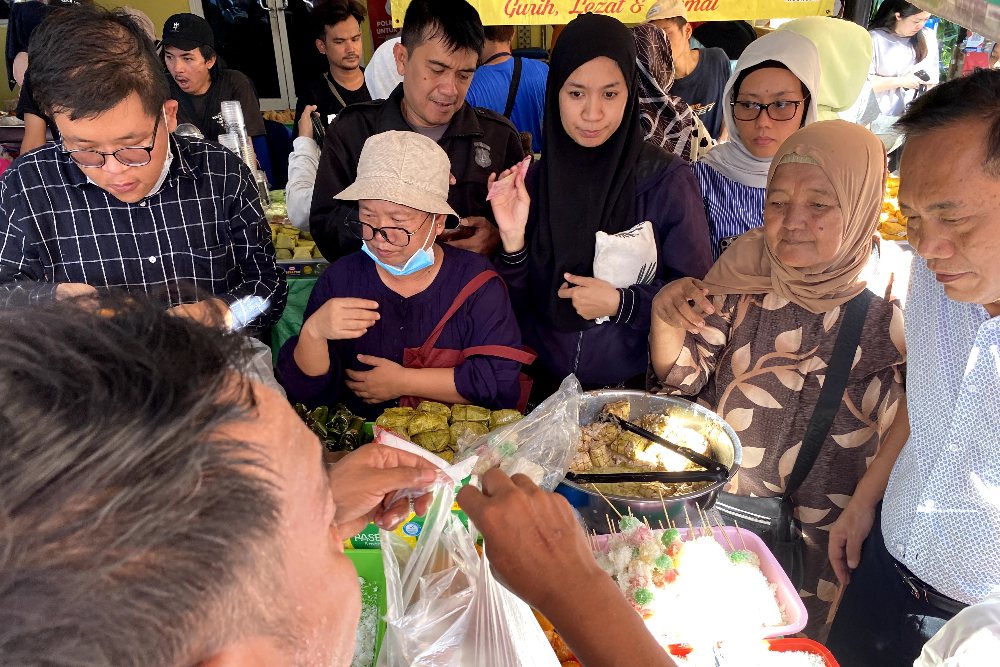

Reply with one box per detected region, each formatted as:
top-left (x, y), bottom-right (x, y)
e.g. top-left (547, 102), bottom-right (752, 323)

top-left (375, 407), bottom-right (414, 433)
top-left (407, 412), bottom-right (449, 437)
top-left (327, 404), bottom-right (352, 436)
top-left (339, 416), bottom-right (366, 451)
top-left (437, 449), bottom-right (456, 463)
top-left (412, 429), bottom-right (451, 452)
top-left (489, 409), bottom-right (523, 430)
top-left (450, 404), bottom-right (491, 424)
top-left (416, 400), bottom-right (451, 416)
top-left (449, 420), bottom-right (489, 446)
top-left (307, 405), bottom-right (330, 437)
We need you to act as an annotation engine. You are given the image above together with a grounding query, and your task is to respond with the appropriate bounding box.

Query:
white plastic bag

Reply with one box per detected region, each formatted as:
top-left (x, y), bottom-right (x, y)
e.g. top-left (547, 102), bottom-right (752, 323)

top-left (458, 374), bottom-right (583, 491)
top-left (592, 220), bottom-right (658, 323)
top-left (378, 480), bottom-right (559, 667)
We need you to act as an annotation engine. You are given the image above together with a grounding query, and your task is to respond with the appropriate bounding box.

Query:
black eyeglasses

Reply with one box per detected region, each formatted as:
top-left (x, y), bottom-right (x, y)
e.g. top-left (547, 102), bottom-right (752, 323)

top-left (62, 113), bottom-right (162, 168)
top-left (345, 213), bottom-right (431, 247)
top-left (730, 99), bottom-right (806, 122)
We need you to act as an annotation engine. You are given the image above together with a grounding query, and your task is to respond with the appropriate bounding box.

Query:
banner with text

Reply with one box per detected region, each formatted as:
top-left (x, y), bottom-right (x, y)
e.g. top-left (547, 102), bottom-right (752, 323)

top-left (390, 0), bottom-right (834, 27)
top-left (368, 0), bottom-right (399, 49)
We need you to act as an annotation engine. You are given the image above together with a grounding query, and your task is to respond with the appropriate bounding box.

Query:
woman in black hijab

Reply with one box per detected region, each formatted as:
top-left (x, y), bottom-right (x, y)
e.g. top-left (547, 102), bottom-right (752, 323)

top-left (490, 13), bottom-right (712, 397)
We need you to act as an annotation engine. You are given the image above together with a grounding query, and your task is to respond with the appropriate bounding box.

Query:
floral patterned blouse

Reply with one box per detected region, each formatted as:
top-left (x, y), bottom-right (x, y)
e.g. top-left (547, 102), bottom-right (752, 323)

top-left (650, 289), bottom-right (906, 638)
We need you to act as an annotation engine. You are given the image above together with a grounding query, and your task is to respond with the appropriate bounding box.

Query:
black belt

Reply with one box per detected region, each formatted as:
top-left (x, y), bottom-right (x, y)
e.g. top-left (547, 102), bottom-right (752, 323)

top-left (892, 560), bottom-right (968, 616)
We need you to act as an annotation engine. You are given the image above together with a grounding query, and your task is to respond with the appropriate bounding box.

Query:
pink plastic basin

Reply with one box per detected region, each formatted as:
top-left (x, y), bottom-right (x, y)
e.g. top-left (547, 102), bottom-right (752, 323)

top-left (594, 526), bottom-right (807, 639)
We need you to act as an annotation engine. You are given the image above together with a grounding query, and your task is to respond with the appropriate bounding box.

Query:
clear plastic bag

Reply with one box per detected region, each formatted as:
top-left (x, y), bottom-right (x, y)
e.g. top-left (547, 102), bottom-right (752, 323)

top-left (378, 480), bottom-right (559, 667)
top-left (457, 375), bottom-right (583, 491)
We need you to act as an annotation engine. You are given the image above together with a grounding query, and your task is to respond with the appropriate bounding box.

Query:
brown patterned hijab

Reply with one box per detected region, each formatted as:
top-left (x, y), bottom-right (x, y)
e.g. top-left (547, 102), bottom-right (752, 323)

top-left (700, 120), bottom-right (887, 313)
top-left (631, 23), bottom-right (697, 162)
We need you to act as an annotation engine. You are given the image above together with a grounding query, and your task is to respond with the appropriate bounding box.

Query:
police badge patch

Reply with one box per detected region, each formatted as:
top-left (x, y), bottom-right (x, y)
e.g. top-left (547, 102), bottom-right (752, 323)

top-left (474, 141), bottom-right (492, 169)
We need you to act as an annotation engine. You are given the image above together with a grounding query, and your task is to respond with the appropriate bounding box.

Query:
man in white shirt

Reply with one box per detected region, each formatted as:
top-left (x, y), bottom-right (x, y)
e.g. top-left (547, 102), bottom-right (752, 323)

top-left (827, 68), bottom-right (1000, 666)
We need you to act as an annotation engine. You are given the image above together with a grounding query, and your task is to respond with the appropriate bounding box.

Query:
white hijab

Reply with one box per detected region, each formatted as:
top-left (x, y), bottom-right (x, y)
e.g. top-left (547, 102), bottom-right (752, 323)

top-left (699, 31), bottom-right (821, 188)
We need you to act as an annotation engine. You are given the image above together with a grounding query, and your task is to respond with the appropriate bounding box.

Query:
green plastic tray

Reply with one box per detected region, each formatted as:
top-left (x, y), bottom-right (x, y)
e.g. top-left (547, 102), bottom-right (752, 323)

top-left (346, 549), bottom-right (386, 666)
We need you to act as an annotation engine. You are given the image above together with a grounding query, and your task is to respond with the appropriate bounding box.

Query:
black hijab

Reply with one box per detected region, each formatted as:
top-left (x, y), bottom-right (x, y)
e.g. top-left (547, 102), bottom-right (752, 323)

top-left (528, 13), bottom-right (644, 332)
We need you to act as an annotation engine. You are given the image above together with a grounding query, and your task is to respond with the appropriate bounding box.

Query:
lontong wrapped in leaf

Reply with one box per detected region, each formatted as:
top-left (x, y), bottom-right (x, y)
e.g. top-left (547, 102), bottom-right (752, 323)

top-left (412, 428), bottom-right (451, 453)
top-left (415, 400), bottom-right (450, 416)
top-left (451, 403), bottom-right (491, 424)
top-left (489, 409), bottom-right (523, 430)
top-left (407, 411), bottom-right (449, 436)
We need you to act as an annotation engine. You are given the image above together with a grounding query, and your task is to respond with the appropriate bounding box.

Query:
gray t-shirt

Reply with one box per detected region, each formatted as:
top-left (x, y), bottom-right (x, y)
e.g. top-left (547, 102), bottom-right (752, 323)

top-left (870, 28), bottom-right (939, 116)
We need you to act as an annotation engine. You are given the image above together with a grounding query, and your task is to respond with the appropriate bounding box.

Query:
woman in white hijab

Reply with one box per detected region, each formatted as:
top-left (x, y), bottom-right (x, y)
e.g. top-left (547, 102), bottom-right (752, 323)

top-left (694, 30), bottom-right (820, 259)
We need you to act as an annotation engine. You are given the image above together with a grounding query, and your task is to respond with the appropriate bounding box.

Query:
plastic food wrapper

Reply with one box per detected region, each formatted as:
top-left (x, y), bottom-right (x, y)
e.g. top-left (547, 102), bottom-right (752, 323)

top-left (378, 480), bottom-right (559, 667)
top-left (457, 375), bottom-right (583, 491)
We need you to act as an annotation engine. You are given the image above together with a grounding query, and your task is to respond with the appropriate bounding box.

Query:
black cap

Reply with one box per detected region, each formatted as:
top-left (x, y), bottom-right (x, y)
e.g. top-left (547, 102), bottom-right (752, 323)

top-left (161, 13), bottom-right (215, 52)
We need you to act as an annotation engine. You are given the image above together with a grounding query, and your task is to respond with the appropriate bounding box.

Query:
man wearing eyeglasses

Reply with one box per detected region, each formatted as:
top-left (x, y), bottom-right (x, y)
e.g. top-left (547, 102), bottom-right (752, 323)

top-left (0, 6), bottom-right (286, 331)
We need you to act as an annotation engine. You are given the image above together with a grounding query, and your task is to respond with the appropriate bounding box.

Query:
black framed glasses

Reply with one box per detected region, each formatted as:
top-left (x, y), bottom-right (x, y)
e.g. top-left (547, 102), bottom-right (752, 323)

top-left (62, 113), bottom-right (162, 168)
top-left (730, 99), bottom-right (806, 122)
top-left (345, 213), bottom-right (431, 247)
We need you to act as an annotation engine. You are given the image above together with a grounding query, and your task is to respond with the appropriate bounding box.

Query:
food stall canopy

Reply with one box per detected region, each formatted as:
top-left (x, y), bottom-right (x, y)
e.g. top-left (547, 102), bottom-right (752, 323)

top-left (389, 0), bottom-right (835, 27)
top-left (914, 1), bottom-right (1000, 42)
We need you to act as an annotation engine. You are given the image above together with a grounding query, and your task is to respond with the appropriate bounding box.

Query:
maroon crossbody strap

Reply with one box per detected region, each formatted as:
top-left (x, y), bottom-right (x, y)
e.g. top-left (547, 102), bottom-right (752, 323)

top-left (417, 270), bottom-right (500, 355)
top-left (460, 345), bottom-right (537, 365)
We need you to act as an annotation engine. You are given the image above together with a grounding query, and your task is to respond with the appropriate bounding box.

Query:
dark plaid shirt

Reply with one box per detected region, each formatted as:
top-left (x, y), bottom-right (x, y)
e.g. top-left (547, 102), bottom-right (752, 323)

top-left (0, 135), bottom-right (286, 329)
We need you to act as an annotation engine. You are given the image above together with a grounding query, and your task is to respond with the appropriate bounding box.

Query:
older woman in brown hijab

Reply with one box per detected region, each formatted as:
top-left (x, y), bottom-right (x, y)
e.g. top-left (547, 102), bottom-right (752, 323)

top-left (649, 120), bottom-right (907, 639)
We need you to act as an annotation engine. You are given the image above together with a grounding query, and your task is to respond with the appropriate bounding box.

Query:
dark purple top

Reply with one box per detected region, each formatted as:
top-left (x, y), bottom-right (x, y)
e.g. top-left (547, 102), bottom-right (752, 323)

top-left (497, 156), bottom-right (713, 387)
top-left (277, 244), bottom-right (524, 418)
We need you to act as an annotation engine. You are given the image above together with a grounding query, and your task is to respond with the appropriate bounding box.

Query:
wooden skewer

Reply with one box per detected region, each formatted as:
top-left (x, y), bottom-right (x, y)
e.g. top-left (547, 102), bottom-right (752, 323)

top-left (606, 513), bottom-right (616, 536)
top-left (698, 507), bottom-right (715, 537)
top-left (714, 514), bottom-right (736, 552)
top-left (657, 489), bottom-right (670, 526)
top-left (591, 484), bottom-right (623, 518)
top-left (733, 520), bottom-right (750, 551)
top-left (658, 519), bottom-right (666, 530)
top-left (643, 516), bottom-right (652, 530)
top-left (683, 504), bottom-right (695, 537)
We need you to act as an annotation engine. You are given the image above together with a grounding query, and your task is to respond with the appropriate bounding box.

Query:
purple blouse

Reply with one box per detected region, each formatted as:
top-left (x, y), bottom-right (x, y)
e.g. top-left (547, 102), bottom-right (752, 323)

top-left (276, 244), bottom-right (524, 418)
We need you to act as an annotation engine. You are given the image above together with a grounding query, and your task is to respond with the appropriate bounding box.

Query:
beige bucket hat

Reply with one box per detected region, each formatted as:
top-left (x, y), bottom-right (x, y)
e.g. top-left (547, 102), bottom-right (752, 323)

top-left (334, 130), bottom-right (459, 220)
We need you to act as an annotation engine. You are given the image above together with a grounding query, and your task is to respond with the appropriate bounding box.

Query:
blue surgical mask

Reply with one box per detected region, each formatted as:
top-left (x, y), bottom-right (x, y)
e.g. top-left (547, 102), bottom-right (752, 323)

top-left (361, 215), bottom-right (437, 277)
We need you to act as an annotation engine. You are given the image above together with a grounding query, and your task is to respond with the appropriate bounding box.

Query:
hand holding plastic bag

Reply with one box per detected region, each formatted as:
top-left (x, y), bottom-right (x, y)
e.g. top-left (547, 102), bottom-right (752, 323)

top-left (457, 375), bottom-right (583, 491)
top-left (379, 479), bottom-right (559, 667)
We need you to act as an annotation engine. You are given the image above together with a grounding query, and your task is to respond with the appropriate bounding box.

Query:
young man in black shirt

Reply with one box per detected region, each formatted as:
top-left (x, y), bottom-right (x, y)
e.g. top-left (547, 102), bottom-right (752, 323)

top-left (293, 0), bottom-right (372, 135)
top-left (646, 0), bottom-right (731, 141)
top-left (162, 13), bottom-right (265, 142)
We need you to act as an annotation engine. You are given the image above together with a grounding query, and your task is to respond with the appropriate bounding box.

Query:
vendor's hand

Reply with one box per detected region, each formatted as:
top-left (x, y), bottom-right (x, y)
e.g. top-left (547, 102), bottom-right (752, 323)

top-left (301, 298), bottom-right (380, 342)
top-left (651, 277), bottom-right (714, 333)
top-left (297, 104), bottom-right (318, 140)
top-left (55, 282), bottom-right (97, 300)
top-left (457, 469), bottom-right (604, 613)
top-left (828, 501), bottom-right (876, 585)
top-left (169, 298), bottom-right (233, 329)
top-left (329, 442), bottom-right (440, 536)
top-left (487, 161), bottom-right (531, 253)
top-left (898, 73), bottom-right (923, 90)
top-left (557, 273), bottom-right (620, 320)
top-left (440, 216), bottom-right (499, 256)
top-left (344, 354), bottom-right (404, 403)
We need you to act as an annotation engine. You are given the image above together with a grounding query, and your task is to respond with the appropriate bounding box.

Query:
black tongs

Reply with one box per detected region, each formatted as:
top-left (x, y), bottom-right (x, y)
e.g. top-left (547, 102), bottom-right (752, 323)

top-left (610, 415), bottom-right (728, 475)
top-left (566, 469), bottom-right (727, 484)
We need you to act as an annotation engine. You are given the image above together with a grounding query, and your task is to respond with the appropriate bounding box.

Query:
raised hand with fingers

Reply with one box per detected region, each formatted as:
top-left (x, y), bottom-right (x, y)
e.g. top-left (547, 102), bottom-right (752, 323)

top-left (557, 272), bottom-right (620, 321)
top-left (487, 155), bottom-right (532, 253)
top-left (301, 298), bottom-right (380, 342)
top-left (651, 277), bottom-right (715, 333)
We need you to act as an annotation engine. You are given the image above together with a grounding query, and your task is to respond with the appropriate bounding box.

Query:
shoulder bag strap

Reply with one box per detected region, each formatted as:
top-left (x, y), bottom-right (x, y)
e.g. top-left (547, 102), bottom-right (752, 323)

top-left (417, 270), bottom-right (500, 355)
top-left (783, 288), bottom-right (873, 498)
top-left (324, 73), bottom-right (350, 110)
top-left (459, 344), bottom-right (537, 365)
top-left (503, 57), bottom-right (522, 119)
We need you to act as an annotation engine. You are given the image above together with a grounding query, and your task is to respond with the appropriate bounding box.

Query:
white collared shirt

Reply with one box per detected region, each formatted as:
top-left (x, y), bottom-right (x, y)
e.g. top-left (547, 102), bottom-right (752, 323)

top-left (882, 259), bottom-right (1000, 605)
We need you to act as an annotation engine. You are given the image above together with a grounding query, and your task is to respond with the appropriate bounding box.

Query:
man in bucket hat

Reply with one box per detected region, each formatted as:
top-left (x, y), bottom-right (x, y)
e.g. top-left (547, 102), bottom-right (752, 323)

top-left (277, 130), bottom-right (528, 416)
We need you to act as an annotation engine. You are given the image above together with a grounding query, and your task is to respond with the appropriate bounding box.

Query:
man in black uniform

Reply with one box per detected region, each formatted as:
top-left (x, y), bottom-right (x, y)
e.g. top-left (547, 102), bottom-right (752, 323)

top-left (292, 0), bottom-right (372, 135)
top-left (162, 13), bottom-right (265, 143)
top-left (309, 0), bottom-right (525, 259)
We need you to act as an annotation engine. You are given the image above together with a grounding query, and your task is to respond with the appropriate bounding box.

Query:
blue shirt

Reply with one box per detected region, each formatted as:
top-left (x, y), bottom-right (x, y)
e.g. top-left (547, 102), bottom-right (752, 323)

top-left (881, 258), bottom-right (1000, 605)
top-left (466, 56), bottom-right (547, 152)
top-left (694, 161), bottom-right (765, 260)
